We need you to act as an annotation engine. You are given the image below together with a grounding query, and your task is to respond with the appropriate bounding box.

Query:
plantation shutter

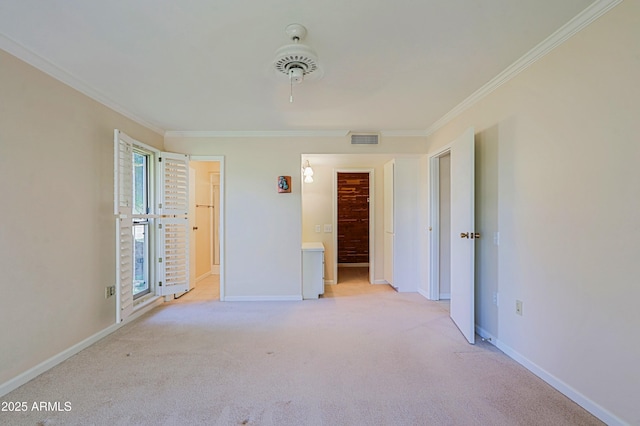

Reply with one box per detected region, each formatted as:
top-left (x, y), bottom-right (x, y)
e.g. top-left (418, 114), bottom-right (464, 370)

top-left (114, 129), bottom-right (134, 322)
top-left (157, 152), bottom-right (190, 296)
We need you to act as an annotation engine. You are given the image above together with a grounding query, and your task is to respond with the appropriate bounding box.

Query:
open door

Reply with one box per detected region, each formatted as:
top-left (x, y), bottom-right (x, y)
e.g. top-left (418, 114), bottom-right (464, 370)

top-left (450, 127), bottom-right (476, 344)
top-left (157, 152), bottom-right (190, 296)
top-left (383, 160), bottom-right (395, 288)
top-left (114, 130), bottom-right (134, 322)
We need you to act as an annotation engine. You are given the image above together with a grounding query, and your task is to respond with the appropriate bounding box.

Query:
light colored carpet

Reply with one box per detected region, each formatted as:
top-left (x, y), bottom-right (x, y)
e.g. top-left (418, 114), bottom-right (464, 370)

top-left (1, 270), bottom-right (602, 425)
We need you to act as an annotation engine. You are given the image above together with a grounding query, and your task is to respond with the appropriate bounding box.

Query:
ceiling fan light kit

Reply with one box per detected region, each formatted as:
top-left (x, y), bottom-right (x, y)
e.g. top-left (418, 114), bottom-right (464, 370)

top-left (274, 24), bottom-right (321, 102)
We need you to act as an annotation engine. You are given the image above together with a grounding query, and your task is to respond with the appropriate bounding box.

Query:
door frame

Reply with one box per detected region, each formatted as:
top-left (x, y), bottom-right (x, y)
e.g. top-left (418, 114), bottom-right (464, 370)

top-left (190, 155), bottom-right (226, 301)
top-left (428, 145), bottom-right (452, 300)
top-left (333, 168), bottom-right (375, 285)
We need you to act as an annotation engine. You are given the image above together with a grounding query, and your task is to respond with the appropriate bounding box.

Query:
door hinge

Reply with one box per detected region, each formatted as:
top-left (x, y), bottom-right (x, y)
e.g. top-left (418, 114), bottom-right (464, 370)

top-left (158, 223), bottom-right (163, 229)
top-left (158, 281), bottom-right (163, 287)
top-left (158, 157), bottom-right (163, 163)
top-left (158, 257), bottom-right (163, 263)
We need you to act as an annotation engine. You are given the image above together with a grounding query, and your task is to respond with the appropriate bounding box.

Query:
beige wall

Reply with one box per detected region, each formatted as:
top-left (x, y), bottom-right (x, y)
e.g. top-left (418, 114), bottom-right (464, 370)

top-left (2, 2), bottom-right (637, 421)
top-left (300, 155), bottom-right (403, 284)
top-left (425, 2), bottom-right (639, 423)
top-left (0, 50), bottom-right (163, 385)
top-left (164, 137), bottom-right (426, 299)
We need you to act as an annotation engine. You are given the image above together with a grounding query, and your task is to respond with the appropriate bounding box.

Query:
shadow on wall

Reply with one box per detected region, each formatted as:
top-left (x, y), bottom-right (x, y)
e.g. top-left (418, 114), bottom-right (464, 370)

top-left (474, 124), bottom-right (499, 340)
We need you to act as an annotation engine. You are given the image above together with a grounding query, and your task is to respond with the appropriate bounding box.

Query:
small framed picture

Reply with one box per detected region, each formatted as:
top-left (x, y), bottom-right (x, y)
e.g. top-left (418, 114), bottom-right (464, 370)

top-left (277, 176), bottom-right (291, 193)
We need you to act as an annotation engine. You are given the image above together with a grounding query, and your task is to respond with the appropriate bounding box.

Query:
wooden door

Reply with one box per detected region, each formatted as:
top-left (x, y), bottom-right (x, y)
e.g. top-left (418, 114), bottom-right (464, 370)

top-left (337, 173), bottom-right (369, 264)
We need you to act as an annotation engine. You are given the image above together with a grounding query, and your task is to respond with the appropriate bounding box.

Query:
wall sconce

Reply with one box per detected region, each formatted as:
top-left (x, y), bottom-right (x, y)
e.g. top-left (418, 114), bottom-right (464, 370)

top-left (302, 160), bottom-right (314, 183)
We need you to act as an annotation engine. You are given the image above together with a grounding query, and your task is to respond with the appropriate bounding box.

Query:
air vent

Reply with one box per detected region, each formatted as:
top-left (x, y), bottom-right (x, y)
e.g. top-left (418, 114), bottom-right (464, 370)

top-left (350, 134), bottom-right (379, 145)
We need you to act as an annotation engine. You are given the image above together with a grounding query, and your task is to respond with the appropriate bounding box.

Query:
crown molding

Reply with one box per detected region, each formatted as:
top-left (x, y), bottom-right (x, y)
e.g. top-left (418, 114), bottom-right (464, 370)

top-left (0, 33), bottom-right (165, 136)
top-left (165, 129), bottom-right (428, 138)
top-left (425, 0), bottom-right (623, 137)
top-left (164, 130), bottom-right (350, 138)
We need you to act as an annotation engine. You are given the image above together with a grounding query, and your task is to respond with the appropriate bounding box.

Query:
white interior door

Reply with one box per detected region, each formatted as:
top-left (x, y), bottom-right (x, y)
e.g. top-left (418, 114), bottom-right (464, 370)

top-left (450, 127), bottom-right (476, 344)
top-left (383, 160), bottom-right (395, 287)
top-left (157, 152), bottom-right (190, 296)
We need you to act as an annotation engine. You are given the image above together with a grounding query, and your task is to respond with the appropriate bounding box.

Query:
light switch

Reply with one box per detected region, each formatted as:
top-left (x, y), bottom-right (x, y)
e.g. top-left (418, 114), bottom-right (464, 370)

top-left (324, 224), bottom-right (332, 233)
top-left (315, 225), bottom-right (321, 233)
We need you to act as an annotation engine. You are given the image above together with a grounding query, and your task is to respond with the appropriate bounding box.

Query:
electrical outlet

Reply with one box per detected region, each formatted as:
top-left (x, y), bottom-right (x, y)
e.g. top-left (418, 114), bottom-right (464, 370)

top-left (515, 300), bottom-right (523, 316)
top-left (315, 225), bottom-right (321, 233)
top-left (324, 224), bottom-right (332, 233)
top-left (105, 286), bottom-right (116, 299)
top-left (493, 292), bottom-right (499, 306)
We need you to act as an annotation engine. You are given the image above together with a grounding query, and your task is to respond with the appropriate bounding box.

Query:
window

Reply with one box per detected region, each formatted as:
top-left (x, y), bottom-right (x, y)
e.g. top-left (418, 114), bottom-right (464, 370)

top-left (132, 150), bottom-right (151, 299)
top-left (115, 129), bottom-right (191, 321)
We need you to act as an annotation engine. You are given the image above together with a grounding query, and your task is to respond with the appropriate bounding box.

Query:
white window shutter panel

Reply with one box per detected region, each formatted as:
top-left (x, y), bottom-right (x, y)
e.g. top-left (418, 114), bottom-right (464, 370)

top-left (116, 216), bottom-right (134, 321)
top-left (157, 151), bottom-right (190, 296)
top-left (157, 217), bottom-right (190, 296)
top-left (158, 152), bottom-right (189, 216)
top-left (114, 129), bottom-right (134, 322)
top-left (114, 130), bottom-right (133, 216)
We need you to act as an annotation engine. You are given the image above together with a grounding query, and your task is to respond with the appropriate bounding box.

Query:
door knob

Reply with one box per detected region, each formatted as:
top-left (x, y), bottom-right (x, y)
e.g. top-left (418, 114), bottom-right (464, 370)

top-left (192, 227), bottom-right (198, 231)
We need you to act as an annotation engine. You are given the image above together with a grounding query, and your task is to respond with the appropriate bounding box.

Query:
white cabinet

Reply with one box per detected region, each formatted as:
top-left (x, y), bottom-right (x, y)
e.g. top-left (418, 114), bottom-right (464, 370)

top-left (302, 242), bottom-right (325, 299)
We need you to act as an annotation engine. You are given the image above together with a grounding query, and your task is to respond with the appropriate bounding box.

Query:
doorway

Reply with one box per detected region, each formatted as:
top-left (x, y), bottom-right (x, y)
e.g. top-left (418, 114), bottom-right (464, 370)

top-left (428, 128), bottom-right (476, 344)
top-left (188, 158), bottom-right (224, 301)
top-left (334, 169), bottom-right (374, 285)
top-left (438, 153), bottom-right (451, 300)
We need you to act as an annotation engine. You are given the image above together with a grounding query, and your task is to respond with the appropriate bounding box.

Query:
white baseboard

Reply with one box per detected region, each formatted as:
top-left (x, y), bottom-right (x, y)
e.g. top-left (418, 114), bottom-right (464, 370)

top-left (475, 325), bottom-right (497, 345)
top-left (0, 296), bottom-right (164, 398)
top-left (373, 279), bottom-right (389, 285)
top-left (324, 280), bottom-right (336, 285)
top-left (196, 272), bottom-right (211, 282)
top-left (495, 339), bottom-right (626, 426)
top-left (417, 288), bottom-right (430, 299)
top-left (439, 293), bottom-right (451, 299)
top-left (0, 323), bottom-right (117, 397)
top-left (224, 295), bottom-right (303, 302)
top-left (211, 265), bottom-right (220, 274)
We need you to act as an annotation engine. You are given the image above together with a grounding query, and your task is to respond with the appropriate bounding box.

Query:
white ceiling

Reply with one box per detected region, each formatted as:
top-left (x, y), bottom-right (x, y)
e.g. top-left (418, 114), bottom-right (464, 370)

top-left (0, 0), bottom-right (597, 134)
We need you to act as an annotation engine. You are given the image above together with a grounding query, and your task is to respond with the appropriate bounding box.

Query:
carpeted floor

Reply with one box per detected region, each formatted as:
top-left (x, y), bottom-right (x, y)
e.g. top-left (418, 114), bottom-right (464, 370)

top-left (0, 269), bottom-right (603, 425)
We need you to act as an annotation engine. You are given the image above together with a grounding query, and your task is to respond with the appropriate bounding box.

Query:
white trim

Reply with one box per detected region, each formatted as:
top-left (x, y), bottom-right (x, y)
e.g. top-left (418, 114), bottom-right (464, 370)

top-left (166, 130), bottom-right (349, 138)
top-left (0, 35), bottom-right (164, 135)
top-left (379, 130), bottom-right (428, 137)
top-left (165, 130), bottom-right (428, 138)
top-left (417, 288), bottom-right (430, 299)
top-left (439, 293), bottom-right (451, 300)
top-left (223, 295), bottom-right (302, 302)
top-left (324, 280), bottom-right (336, 285)
top-left (196, 272), bottom-right (212, 282)
top-left (495, 339), bottom-right (626, 426)
top-left (0, 323), bottom-right (117, 397)
top-left (475, 325), bottom-right (497, 344)
top-left (0, 297), bottom-right (162, 398)
top-left (428, 147), bottom-right (453, 300)
top-left (425, 0), bottom-right (623, 136)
